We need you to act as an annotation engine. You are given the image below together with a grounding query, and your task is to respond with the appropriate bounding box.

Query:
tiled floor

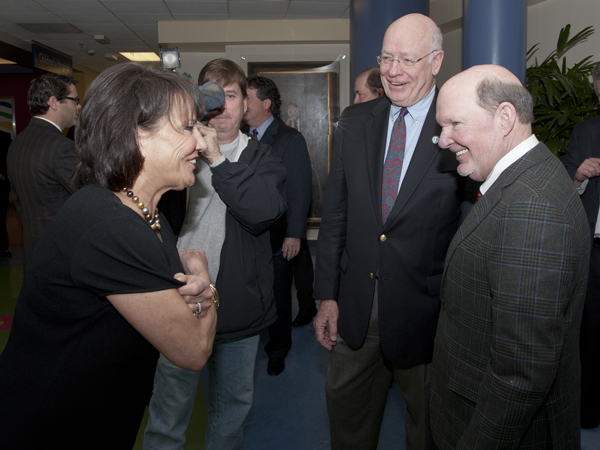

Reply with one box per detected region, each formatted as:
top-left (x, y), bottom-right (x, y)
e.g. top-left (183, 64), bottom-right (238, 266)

top-left (2, 212), bottom-right (600, 449)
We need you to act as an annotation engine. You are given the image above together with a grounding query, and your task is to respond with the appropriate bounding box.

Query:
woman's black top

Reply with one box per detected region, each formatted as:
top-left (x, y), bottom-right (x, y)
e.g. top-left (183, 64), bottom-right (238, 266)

top-left (0, 184), bottom-right (185, 449)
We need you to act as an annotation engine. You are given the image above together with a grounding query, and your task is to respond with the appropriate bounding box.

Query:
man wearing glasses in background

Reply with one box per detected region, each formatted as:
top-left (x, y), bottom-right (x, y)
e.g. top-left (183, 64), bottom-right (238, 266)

top-left (7, 74), bottom-right (80, 263)
top-left (314, 13), bottom-right (475, 450)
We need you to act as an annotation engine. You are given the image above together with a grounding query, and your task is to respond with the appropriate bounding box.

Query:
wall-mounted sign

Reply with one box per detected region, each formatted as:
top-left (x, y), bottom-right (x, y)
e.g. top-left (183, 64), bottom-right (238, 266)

top-left (31, 41), bottom-right (73, 76)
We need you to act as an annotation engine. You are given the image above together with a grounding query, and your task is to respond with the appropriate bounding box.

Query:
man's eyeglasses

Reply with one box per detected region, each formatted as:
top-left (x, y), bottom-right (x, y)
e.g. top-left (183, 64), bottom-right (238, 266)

top-left (60, 96), bottom-right (80, 105)
top-left (376, 50), bottom-right (439, 69)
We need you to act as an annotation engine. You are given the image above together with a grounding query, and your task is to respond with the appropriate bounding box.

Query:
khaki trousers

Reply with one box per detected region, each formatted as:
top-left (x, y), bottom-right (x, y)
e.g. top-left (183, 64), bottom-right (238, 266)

top-left (326, 284), bottom-right (437, 450)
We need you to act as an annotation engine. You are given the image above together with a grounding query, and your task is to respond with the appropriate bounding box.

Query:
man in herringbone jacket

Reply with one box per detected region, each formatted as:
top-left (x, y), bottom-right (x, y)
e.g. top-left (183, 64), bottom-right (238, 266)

top-left (430, 65), bottom-right (590, 449)
top-left (7, 74), bottom-right (80, 263)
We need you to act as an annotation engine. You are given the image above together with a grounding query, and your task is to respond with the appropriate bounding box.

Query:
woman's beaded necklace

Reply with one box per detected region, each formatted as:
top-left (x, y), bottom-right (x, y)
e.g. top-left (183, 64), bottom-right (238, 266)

top-left (121, 187), bottom-right (161, 231)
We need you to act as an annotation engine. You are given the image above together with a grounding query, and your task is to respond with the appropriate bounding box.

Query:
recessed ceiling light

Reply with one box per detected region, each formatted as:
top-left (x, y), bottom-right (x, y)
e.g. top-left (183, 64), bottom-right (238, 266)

top-left (120, 52), bottom-right (160, 62)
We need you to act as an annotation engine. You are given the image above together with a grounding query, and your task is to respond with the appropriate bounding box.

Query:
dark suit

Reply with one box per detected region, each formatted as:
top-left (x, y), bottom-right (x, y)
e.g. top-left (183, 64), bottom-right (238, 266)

top-left (314, 94), bottom-right (473, 448)
top-left (0, 130), bottom-right (12, 254)
top-left (562, 115), bottom-right (600, 428)
top-left (7, 118), bottom-right (78, 262)
top-left (261, 119), bottom-right (312, 360)
top-left (431, 143), bottom-right (590, 449)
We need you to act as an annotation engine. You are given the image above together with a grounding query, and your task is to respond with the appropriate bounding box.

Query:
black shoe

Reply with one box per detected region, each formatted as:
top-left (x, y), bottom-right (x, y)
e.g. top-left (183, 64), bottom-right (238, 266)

top-left (292, 308), bottom-right (317, 327)
top-left (267, 358), bottom-right (285, 376)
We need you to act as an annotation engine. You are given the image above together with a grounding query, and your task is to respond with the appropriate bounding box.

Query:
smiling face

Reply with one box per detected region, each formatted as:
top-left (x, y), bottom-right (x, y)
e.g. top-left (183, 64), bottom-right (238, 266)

top-left (437, 78), bottom-right (504, 182)
top-left (206, 81), bottom-right (247, 144)
top-left (380, 15), bottom-right (443, 107)
top-left (138, 107), bottom-right (206, 191)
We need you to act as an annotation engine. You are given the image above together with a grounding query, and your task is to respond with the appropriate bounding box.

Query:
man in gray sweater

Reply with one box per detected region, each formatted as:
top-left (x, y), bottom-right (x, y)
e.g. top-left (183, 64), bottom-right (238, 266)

top-left (144, 59), bottom-right (286, 450)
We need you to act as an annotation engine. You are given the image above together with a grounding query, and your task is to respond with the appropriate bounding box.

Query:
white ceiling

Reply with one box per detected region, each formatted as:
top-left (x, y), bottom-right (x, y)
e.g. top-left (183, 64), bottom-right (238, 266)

top-left (0, 0), bottom-right (356, 73)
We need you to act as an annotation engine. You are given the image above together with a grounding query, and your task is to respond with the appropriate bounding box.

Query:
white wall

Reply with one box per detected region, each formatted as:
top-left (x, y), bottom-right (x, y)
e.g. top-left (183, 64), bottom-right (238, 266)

top-left (527, 0), bottom-right (599, 67)
top-left (437, 28), bottom-right (462, 87)
top-left (179, 52), bottom-right (226, 82)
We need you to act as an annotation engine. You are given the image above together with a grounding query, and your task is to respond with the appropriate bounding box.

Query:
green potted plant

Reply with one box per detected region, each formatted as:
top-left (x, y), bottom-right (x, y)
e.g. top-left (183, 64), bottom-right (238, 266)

top-left (526, 24), bottom-right (598, 158)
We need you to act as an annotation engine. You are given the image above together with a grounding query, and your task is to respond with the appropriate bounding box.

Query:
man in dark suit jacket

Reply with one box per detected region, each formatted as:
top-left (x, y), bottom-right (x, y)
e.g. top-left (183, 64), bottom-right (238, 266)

top-left (314, 14), bottom-right (473, 450)
top-left (7, 73), bottom-right (80, 262)
top-left (431, 65), bottom-right (590, 449)
top-left (0, 130), bottom-right (12, 257)
top-left (245, 75), bottom-right (312, 376)
top-left (562, 62), bottom-right (600, 429)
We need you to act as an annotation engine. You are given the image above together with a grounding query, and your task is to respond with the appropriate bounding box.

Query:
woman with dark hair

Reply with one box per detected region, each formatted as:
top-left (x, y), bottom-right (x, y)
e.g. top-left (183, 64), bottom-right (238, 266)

top-left (0, 63), bottom-right (218, 449)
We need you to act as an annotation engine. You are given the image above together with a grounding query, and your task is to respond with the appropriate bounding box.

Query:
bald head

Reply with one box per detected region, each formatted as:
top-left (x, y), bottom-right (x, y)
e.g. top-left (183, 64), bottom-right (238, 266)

top-left (379, 13), bottom-right (444, 107)
top-left (385, 13), bottom-right (442, 51)
top-left (437, 65), bottom-right (534, 182)
top-left (445, 65), bottom-right (534, 125)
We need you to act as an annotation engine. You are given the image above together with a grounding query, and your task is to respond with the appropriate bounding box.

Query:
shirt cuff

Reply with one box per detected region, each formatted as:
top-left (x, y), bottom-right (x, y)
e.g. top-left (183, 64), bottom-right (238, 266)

top-left (577, 178), bottom-right (589, 195)
top-left (209, 155), bottom-right (226, 168)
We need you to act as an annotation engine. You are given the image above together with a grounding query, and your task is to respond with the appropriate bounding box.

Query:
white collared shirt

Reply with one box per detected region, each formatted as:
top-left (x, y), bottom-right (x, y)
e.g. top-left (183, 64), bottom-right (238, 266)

top-left (383, 86), bottom-right (436, 192)
top-left (249, 115), bottom-right (275, 141)
top-left (576, 178), bottom-right (600, 238)
top-left (480, 134), bottom-right (539, 195)
top-left (34, 116), bottom-right (62, 132)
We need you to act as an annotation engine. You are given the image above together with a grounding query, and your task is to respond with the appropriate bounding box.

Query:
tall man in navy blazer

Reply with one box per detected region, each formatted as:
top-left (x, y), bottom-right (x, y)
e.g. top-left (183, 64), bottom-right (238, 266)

top-left (313, 14), bottom-right (474, 450)
top-left (562, 62), bottom-right (600, 429)
top-left (244, 76), bottom-right (312, 376)
top-left (431, 65), bottom-right (590, 449)
top-left (7, 74), bottom-right (80, 262)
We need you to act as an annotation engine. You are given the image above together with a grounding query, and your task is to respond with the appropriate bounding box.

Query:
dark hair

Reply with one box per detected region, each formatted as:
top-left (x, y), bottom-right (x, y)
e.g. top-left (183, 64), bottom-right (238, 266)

top-left (27, 73), bottom-right (78, 116)
top-left (476, 77), bottom-right (534, 124)
top-left (247, 75), bottom-right (282, 119)
top-left (198, 58), bottom-right (247, 98)
top-left (73, 63), bottom-right (203, 190)
top-left (367, 67), bottom-right (383, 94)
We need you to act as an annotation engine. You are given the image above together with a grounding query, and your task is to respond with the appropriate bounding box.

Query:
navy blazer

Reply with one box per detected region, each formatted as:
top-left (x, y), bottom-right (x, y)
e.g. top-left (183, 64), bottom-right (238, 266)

top-left (314, 94), bottom-right (474, 366)
top-left (7, 118), bottom-right (78, 261)
top-left (260, 119), bottom-right (312, 251)
top-left (562, 114), bottom-right (600, 238)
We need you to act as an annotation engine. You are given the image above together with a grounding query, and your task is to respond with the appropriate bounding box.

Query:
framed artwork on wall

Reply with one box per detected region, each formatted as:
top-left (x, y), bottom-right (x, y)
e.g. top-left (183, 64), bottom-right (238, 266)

top-left (0, 97), bottom-right (16, 139)
top-left (248, 61), bottom-right (340, 227)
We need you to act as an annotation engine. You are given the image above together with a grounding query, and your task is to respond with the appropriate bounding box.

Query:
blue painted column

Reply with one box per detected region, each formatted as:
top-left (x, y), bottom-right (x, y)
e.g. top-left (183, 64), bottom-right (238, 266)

top-left (463, 0), bottom-right (527, 84)
top-left (350, 0), bottom-right (429, 80)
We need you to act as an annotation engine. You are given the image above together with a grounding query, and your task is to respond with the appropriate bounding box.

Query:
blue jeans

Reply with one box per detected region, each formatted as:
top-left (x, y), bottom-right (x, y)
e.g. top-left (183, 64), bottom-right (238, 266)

top-left (143, 334), bottom-right (260, 450)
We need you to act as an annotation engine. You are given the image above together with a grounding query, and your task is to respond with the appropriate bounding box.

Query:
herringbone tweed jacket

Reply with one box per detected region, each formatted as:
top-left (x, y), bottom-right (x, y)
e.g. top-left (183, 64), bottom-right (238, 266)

top-left (430, 142), bottom-right (590, 450)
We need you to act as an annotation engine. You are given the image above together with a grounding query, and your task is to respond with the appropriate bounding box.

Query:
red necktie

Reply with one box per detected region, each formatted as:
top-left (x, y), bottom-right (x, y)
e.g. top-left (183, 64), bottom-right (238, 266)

top-left (252, 129), bottom-right (259, 140)
top-left (477, 191), bottom-right (482, 202)
top-left (382, 108), bottom-right (408, 224)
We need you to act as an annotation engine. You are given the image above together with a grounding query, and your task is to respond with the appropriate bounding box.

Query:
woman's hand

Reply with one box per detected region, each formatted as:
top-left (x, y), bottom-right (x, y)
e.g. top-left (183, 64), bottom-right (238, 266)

top-left (196, 123), bottom-right (222, 164)
top-left (177, 249), bottom-right (213, 317)
top-left (174, 272), bottom-right (214, 317)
